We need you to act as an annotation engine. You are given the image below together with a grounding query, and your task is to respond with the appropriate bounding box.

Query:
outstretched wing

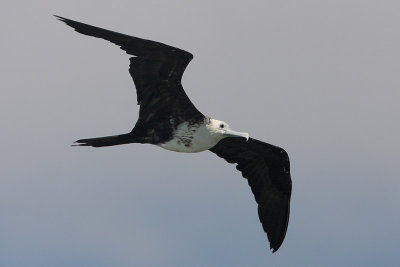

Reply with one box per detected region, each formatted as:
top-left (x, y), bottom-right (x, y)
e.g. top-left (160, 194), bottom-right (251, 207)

top-left (55, 16), bottom-right (204, 130)
top-left (209, 137), bottom-right (292, 252)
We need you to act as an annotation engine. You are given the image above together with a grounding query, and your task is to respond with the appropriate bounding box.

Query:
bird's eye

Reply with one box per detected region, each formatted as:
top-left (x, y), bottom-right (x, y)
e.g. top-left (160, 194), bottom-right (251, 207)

top-left (220, 124), bottom-right (224, 128)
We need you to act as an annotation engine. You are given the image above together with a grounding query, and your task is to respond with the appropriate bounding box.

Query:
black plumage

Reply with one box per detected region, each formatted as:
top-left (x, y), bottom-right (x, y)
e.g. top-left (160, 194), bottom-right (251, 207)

top-left (55, 15), bottom-right (204, 145)
top-left (210, 138), bottom-right (291, 252)
top-left (56, 16), bottom-right (292, 252)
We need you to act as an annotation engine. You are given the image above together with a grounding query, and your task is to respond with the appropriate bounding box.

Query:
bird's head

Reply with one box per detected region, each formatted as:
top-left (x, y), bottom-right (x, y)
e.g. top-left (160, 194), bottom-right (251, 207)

top-left (206, 118), bottom-right (249, 141)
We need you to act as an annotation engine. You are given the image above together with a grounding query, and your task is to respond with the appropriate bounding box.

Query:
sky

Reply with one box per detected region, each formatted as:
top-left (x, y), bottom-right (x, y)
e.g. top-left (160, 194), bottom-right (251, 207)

top-left (1, 0), bottom-right (400, 266)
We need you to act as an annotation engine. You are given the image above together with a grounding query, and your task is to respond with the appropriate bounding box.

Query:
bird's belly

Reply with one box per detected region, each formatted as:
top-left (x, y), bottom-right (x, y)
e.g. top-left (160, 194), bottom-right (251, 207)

top-left (157, 121), bottom-right (219, 153)
top-left (158, 137), bottom-right (213, 153)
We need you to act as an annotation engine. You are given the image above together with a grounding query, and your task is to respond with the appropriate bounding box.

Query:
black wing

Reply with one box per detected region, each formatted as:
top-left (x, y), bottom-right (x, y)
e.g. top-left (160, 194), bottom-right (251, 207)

top-left (209, 137), bottom-right (292, 252)
top-left (56, 16), bottom-right (204, 136)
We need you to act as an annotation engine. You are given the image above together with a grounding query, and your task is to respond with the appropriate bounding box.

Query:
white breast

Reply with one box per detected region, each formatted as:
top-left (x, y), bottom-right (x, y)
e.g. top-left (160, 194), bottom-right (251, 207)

top-left (158, 122), bottom-right (220, 153)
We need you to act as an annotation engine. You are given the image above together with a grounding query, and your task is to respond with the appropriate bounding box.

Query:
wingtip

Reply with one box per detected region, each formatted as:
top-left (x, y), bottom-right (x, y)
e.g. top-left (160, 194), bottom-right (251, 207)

top-left (267, 229), bottom-right (286, 253)
top-left (270, 245), bottom-right (280, 253)
top-left (54, 15), bottom-right (68, 23)
top-left (54, 15), bottom-right (64, 20)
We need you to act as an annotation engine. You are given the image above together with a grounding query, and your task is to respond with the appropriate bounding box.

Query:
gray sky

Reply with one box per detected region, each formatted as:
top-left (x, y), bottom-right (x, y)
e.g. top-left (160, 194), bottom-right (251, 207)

top-left (1, 0), bottom-right (400, 266)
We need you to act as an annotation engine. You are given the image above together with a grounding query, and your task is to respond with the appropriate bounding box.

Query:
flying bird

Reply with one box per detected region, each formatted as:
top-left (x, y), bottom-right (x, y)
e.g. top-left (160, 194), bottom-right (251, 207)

top-left (56, 16), bottom-right (292, 252)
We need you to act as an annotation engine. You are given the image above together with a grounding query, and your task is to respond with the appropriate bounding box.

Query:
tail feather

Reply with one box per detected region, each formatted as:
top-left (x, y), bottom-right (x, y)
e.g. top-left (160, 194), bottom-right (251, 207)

top-left (72, 133), bottom-right (136, 147)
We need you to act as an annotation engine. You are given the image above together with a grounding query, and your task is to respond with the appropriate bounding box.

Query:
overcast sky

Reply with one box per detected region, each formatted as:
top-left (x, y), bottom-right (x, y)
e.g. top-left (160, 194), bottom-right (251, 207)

top-left (1, 0), bottom-right (400, 266)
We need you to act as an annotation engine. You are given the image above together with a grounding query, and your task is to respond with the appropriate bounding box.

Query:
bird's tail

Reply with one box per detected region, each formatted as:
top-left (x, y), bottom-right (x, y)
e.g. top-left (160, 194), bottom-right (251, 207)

top-left (72, 133), bottom-right (141, 147)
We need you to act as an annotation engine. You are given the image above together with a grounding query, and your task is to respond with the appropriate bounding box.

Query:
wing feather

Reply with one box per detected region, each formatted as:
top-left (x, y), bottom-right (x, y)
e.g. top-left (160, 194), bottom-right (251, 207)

top-left (209, 137), bottom-right (292, 252)
top-left (56, 16), bottom-right (204, 141)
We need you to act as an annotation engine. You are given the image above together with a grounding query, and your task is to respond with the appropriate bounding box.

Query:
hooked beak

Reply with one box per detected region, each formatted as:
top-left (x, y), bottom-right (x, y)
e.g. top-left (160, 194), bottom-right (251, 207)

top-left (224, 129), bottom-right (249, 141)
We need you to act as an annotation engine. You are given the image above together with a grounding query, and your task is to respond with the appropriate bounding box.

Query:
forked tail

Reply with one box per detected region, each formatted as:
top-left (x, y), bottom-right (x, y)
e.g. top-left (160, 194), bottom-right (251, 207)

top-left (72, 133), bottom-right (139, 147)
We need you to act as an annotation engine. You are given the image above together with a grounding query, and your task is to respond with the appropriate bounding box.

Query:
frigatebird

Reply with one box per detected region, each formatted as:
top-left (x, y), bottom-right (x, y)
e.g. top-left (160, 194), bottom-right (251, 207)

top-left (56, 16), bottom-right (292, 252)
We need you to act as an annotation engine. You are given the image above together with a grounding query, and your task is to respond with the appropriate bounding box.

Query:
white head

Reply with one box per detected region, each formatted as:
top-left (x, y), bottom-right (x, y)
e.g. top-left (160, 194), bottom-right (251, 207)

top-left (206, 118), bottom-right (249, 141)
